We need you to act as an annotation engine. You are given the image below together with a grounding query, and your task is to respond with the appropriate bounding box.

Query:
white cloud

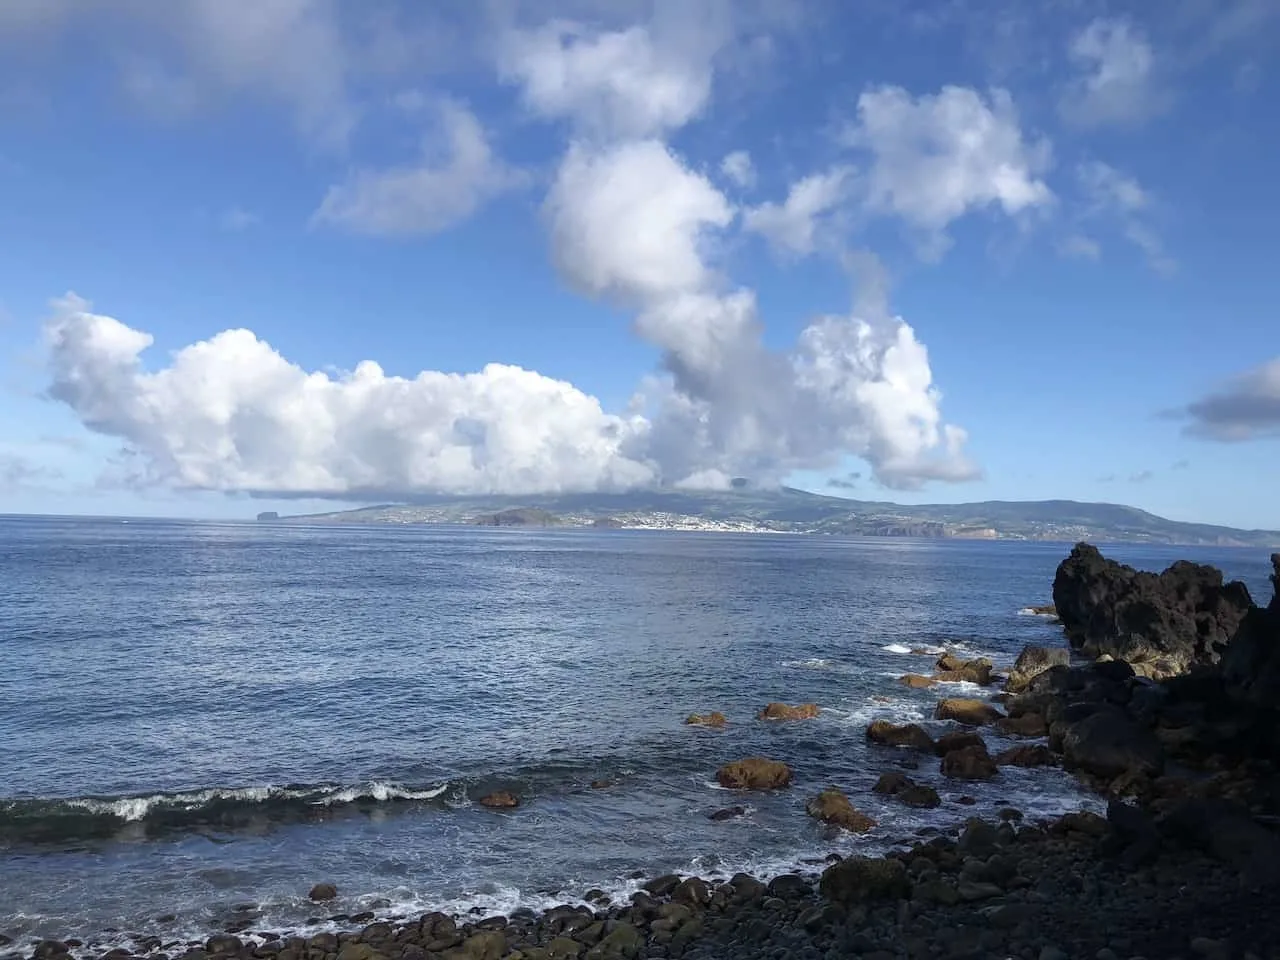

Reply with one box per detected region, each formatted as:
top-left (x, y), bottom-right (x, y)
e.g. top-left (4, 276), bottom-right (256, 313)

top-left (498, 19), bottom-right (715, 139)
top-left (44, 294), bottom-right (656, 497)
top-left (544, 139), bottom-right (735, 304)
top-left (1180, 358), bottom-right (1280, 442)
top-left (1060, 18), bottom-right (1166, 129)
top-left (848, 85), bottom-right (1053, 254)
top-left (743, 167), bottom-right (853, 257)
top-left (1076, 161), bottom-right (1175, 274)
top-left (720, 150), bottom-right (756, 189)
top-left (313, 100), bottom-right (524, 237)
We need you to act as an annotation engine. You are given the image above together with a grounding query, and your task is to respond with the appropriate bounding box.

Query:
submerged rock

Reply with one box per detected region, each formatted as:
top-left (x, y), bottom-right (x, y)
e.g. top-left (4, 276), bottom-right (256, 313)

top-left (715, 757), bottom-right (793, 790)
top-left (683, 712), bottom-right (727, 728)
top-left (708, 805), bottom-right (747, 821)
top-left (806, 788), bottom-right (877, 832)
top-left (757, 702), bottom-right (820, 721)
top-left (872, 771), bottom-right (941, 808)
top-left (307, 884), bottom-right (337, 903)
top-left (866, 720), bottom-right (936, 752)
top-left (996, 744), bottom-right (1056, 767)
top-left (478, 791), bottom-right (521, 809)
top-left (941, 744), bottom-right (999, 780)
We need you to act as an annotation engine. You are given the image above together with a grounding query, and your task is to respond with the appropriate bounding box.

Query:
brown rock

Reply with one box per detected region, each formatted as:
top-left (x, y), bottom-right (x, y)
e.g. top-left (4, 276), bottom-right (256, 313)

top-left (866, 720), bottom-right (936, 752)
top-left (806, 788), bottom-right (877, 832)
top-left (684, 712), bottom-right (727, 728)
top-left (935, 698), bottom-right (1004, 726)
top-left (936, 652), bottom-right (968, 672)
top-left (715, 757), bottom-right (793, 790)
top-left (941, 744), bottom-right (998, 780)
top-left (590, 779), bottom-right (616, 789)
top-left (478, 791), bottom-right (520, 809)
top-left (307, 883), bottom-right (338, 902)
top-left (995, 713), bottom-right (1049, 737)
top-left (934, 730), bottom-right (986, 756)
top-left (758, 702), bottom-right (820, 721)
top-left (996, 745), bottom-right (1056, 768)
top-left (899, 674), bottom-right (938, 689)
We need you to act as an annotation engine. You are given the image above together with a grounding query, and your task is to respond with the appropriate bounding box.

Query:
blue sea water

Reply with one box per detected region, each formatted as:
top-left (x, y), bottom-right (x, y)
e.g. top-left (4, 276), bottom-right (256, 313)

top-left (0, 517), bottom-right (1274, 952)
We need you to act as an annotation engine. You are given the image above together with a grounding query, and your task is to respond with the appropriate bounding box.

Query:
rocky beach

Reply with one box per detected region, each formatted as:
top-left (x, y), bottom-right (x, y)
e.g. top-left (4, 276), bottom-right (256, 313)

top-left (6, 543), bottom-right (1279, 960)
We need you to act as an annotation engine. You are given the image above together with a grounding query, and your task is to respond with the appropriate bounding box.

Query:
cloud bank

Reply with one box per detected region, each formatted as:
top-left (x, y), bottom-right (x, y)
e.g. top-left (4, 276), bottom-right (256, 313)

top-left (1179, 358), bottom-right (1280, 442)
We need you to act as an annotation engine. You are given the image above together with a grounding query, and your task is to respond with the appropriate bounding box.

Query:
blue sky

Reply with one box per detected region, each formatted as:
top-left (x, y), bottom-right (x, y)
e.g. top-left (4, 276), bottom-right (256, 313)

top-left (1, 0), bottom-right (1278, 528)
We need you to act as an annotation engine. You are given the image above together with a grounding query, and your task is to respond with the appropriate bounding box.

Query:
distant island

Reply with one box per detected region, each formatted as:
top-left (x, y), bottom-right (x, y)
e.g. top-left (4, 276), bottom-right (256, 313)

top-left (254, 488), bottom-right (1279, 547)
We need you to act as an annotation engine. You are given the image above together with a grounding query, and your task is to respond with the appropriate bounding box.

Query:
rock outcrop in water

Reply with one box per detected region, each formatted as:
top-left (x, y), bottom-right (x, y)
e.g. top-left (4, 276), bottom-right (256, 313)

top-left (1051, 542), bottom-right (1254, 678)
top-left (757, 702), bottom-right (819, 721)
top-left (715, 758), bottom-right (793, 790)
top-left (804, 788), bottom-right (876, 832)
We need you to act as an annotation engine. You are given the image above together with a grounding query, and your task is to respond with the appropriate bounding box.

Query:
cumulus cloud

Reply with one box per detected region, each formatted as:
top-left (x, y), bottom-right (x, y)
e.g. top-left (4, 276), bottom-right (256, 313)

top-left (43, 295), bottom-right (656, 497)
top-left (313, 100), bottom-right (524, 236)
top-left (1179, 358), bottom-right (1280, 442)
top-left (743, 167), bottom-right (853, 257)
top-left (720, 150), bottom-right (756, 189)
top-left (498, 18), bottom-right (717, 139)
top-left (544, 139), bottom-right (735, 304)
top-left (1076, 161), bottom-right (1175, 275)
top-left (847, 85), bottom-right (1053, 255)
top-left (1060, 18), bottom-right (1167, 129)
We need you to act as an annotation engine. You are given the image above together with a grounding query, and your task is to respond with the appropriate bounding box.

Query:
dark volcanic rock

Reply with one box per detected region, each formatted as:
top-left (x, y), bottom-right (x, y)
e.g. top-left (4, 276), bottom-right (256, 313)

top-left (806, 788), bottom-right (877, 832)
top-left (818, 856), bottom-right (909, 903)
top-left (1051, 542), bottom-right (1253, 678)
top-left (1219, 554), bottom-right (1280, 709)
top-left (307, 884), bottom-right (337, 903)
top-left (872, 771), bottom-right (941, 808)
top-left (1062, 708), bottom-right (1164, 780)
top-left (941, 744), bottom-right (999, 780)
top-left (866, 720), bottom-right (936, 752)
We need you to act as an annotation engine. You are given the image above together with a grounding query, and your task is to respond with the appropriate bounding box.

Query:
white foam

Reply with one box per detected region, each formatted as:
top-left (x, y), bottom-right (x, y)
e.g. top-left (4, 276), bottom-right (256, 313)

top-left (781, 657), bottom-right (836, 669)
top-left (1017, 607), bottom-right (1058, 618)
top-left (880, 643), bottom-right (917, 655)
top-left (63, 782), bottom-right (449, 821)
top-left (318, 782), bottom-right (449, 805)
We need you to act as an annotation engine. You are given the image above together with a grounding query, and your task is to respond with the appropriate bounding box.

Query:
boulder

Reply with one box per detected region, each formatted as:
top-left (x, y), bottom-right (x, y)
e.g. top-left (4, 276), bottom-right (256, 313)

top-left (934, 730), bottom-right (986, 756)
top-left (684, 712), bottom-right (727, 728)
top-left (1062, 709), bottom-right (1164, 780)
top-left (935, 698), bottom-right (1004, 726)
top-left (941, 744), bottom-right (999, 780)
top-left (806, 788), bottom-right (877, 832)
top-left (758, 702), bottom-right (820, 721)
top-left (872, 771), bottom-right (941, 808)
top-left (818, 856), bottom-right (910, 903)
top-left (1218, 554), bottom-right (1280, 709)
top-left (935, 654), bottom-right (995, 685)
top-left (995, 712), bottom-right (1049, 737)
top-left (996, 745), bottom-right (1056, 767)
top-left (1006, 646), bottom-right (1070, 693)
top-left (478, 791), bottom-right (521, 809)
top-left (308, 883), bottom-right (338, 902)
top-left (708, 805), bottom-right (746, 821)
top-left (899, 674), bottom-right (938, 689)
top-left (715, 758), bottom-right (793, 790)
top-left (866, 720), bottom-right (936, 752)
top-left (1051, 542), bottom-right (1253, 677)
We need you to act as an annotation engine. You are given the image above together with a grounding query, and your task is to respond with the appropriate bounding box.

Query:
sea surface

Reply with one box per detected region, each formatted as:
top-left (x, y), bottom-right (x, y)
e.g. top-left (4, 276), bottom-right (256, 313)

top-left (1, 517), bottom-right (1275, 953)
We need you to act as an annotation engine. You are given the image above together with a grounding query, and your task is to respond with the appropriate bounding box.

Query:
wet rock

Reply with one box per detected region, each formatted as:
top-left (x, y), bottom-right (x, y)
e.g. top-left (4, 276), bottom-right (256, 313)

top-left (806, 788), bottom-right (878, 832)
top-left (1052, 542), bottom-right (1252, 677)
top-left (478, 791), bottom-right (520, 809)
top-left (589, 779), bottom-right (616, 789)
top-left (715, 757), bottom-right (793, 790)
top-left (934, 654), bottom-right (996, 685)
top-left (936, 699), bottom-right (1004, 726)
top-left (941, 744), bottom-right (999, 781)
top-left (872, 771), bottom-right (941, 808)
top-left (307, 884), bottom-right (337, 902)
top-left (453, 930), bottom-right (506, 960)
top-left (933, 730), bottom-right (986, 756)
top-left (819, 856), bottom-right (910, 903)
top-left (766, 875), bottom-right (812, 900)
top-left (672, 877), bottom-right (711, 907)
top-left (583, 922), bottom-right (643, 960)
top-left (708, 805), bottom-right (746, 821)
top-left (683, 712), bottom-right (727, 728)
top-left (643, 875), bottom-right (683, 897)
top-left (757, 702), bottom-right (820, 721)
top-left (204, 937), bottom-right (241, 956)
top-left (727, 874), bottom-right (766, 901)
top-left (958, 819), bottom-right (1001, 857)
top-left (33, 941), bottom-right (69, 959)
top-left (996, 745), bottom-right (1056, 768)
top-left (900, 674), bottom-right (938, 689)
top-left (866, 720), bottom-right (936, 752)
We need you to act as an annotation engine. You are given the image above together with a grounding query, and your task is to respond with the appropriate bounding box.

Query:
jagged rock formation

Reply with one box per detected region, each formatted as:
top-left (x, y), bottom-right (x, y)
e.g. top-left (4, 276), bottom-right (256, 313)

top-left (1219, 554), bottom-right (1280, 709)
top-left (1051, 542), bottom-right (1254, 678)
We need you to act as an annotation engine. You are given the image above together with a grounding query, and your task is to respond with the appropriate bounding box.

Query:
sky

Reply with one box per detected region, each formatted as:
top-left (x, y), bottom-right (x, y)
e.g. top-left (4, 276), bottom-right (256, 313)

top-left (0, 0), bottom-right (1278, 529)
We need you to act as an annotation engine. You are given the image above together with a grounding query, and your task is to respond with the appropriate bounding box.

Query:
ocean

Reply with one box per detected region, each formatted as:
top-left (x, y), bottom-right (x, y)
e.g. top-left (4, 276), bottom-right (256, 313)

top-left (1, 517), bottom-right (1275, 953)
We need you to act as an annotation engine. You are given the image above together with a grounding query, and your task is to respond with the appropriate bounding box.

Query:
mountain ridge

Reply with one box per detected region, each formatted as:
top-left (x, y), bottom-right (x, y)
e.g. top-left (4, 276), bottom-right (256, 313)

top-left (258, 487), bottom-right (1280, 547)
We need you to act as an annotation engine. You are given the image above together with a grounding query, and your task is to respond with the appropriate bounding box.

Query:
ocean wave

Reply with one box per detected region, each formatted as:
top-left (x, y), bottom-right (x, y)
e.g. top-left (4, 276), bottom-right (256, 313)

top-left (1017, 606), bottom-right (1059, 618)
top-left (0, 781), bottom-right (452, 846)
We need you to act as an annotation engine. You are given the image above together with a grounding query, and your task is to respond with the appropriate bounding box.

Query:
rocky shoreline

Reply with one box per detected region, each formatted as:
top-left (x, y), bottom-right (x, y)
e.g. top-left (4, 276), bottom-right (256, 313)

top-left (7, 546), bottom-right (1279, 960)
